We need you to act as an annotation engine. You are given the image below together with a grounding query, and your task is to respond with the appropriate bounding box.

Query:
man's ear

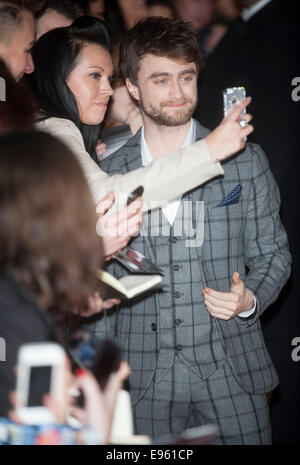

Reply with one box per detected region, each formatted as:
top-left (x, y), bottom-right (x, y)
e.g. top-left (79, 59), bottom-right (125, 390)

top-left (126, 78), bottom-right (140, 102)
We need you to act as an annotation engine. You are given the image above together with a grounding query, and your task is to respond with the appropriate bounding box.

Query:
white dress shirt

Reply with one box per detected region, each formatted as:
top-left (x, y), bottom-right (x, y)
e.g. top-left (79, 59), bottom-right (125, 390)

top-left (141, 119), bottom-right (196, 225)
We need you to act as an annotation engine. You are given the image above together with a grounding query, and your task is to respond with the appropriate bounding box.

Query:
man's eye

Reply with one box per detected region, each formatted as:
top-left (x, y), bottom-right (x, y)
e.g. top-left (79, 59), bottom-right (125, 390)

top-left (182, 76), bottom-right (193, 82)
top-left (155, 79), bottom-right (167, 85)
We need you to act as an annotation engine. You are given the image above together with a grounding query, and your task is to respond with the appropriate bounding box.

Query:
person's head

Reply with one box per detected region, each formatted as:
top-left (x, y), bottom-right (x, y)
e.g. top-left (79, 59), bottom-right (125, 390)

top-left (117, 0), bottom-right (148, 30)
top-left (35, 0), bottom-right (79, 39)
top-left (0, 58), bottom-right (36, 132)
top-left (32, 16), bottom-right (113, 160)
top-left (88, 0), bottom-right (105, 19)
top-left (0, 130), bottom-right (102, 314)
top-left (0, 0), bottom-right (37, 81)
top-left (147, 0), bottom-right (176, 19)
top-left (215, 0), bottom-right (241, 23)
top-left (119, 17), bottom-right (202, 127)
top-left (174, 0), bottom-right (215, 30)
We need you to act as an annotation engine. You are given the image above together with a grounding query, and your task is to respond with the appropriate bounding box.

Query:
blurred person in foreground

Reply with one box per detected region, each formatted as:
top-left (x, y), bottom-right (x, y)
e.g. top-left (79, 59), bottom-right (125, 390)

top-left (0, 130), bottom-right (123, 419)
top-left (89, 16), bottom-right (291, 444)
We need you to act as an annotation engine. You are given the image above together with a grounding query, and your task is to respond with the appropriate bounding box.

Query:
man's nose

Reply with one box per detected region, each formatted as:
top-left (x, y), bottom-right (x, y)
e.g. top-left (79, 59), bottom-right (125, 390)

top-left (169, 81), bottom-right (184, 100)
top-left (24, 53), bottom-right (34, 75)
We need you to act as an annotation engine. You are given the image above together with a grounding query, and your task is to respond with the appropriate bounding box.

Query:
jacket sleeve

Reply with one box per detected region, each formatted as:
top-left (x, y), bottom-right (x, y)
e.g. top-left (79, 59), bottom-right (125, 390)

top-left (241, 144), bottom-right (292, 326)
top-left (38, 118), bottom-right (224, 212)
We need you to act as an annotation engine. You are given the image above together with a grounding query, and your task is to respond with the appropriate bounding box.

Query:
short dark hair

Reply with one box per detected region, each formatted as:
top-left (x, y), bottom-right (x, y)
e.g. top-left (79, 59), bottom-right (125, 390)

top-left (0, 0), bottom-right (45, 42)
top-left (119, 17), bottom-right (203, 85)
top-left (36, 0), bottom-right (84, 21)
top-left (0, 130), bottom-right (103, 314)
top-left (31, 15), bottom-right (111, 162)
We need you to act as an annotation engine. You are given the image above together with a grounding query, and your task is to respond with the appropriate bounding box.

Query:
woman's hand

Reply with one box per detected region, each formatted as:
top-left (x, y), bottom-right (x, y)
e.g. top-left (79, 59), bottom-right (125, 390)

top-left (206, 97), bottom-right (254, 162)
top-left (70, 362), bottom-right (130, 444)
top-left (71, 293), bottom-right (120, 318)
top-left (101, 360), bottom-right (131, 439)
top-left (70, 369), bottom-right (111, 444)
top-left (96, 191), bottom-right (143, 259)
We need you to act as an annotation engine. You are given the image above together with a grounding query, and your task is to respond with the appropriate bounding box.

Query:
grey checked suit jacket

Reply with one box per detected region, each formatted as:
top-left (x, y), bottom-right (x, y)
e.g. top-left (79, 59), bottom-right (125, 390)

top-left (90, 121), bottom-right (291, 403)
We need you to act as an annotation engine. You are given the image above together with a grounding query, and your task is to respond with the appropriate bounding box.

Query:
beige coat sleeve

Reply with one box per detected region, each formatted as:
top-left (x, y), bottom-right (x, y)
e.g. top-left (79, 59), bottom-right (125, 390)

top-left (37, 118), bottom-right (224, 212)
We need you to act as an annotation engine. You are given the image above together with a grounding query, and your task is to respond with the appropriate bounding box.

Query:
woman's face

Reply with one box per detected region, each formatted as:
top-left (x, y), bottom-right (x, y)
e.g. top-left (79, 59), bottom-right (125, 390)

top-left (67, 43), bottom-right (114, 125)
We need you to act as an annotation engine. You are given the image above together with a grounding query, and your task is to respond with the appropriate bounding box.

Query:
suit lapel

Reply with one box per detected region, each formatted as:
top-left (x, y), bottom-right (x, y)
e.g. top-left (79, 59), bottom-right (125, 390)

top-left (192, 122), bottom-right (217, 277)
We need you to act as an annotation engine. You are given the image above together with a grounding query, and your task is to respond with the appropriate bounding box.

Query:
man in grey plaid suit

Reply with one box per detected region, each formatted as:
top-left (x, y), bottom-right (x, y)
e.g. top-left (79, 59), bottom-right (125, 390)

top-left (86, 17), bottom-right (291, 444)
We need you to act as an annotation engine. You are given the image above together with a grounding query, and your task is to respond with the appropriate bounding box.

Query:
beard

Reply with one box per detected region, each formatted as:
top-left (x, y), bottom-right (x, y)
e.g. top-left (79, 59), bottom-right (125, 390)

top-left (139, 95), bottom-right (197, 127)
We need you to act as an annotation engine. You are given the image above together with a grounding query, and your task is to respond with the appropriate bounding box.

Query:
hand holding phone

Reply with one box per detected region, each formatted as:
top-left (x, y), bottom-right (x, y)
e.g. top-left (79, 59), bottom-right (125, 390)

top-left (15, 342), bottom-right (66, 425)
top-left (223, 87), bottom-right (248, 140)
top-left (223, 87), bottom-right (247, 118)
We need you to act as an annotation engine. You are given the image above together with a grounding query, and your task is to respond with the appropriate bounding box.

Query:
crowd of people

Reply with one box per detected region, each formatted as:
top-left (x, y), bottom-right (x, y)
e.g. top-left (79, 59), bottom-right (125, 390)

top-left (0, 0), bottom-right (297, 445)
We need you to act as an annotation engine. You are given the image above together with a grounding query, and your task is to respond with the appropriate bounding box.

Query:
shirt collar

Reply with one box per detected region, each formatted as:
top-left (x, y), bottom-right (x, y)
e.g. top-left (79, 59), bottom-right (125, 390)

top-left (141, 119), bottom-right (196, 167)
top-left (241, 0), bottom-right (272, 21)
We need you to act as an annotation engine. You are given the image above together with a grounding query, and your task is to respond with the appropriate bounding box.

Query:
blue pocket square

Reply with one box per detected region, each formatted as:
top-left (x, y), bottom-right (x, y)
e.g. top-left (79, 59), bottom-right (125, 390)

top-left (216, 183), bottom-right (242, 207)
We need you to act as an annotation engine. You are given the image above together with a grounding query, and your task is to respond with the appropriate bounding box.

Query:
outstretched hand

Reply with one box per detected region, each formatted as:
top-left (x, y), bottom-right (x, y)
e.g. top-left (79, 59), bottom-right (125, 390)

top-left (206, 97), bottom-right (254, 162)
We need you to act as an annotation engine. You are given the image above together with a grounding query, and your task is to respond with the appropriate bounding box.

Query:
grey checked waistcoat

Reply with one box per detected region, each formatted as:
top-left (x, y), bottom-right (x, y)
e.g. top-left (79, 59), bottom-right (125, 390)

top-left (87, 192), bottom-right (227, 403)
top-left (146, 191), bottom-right (226, 383)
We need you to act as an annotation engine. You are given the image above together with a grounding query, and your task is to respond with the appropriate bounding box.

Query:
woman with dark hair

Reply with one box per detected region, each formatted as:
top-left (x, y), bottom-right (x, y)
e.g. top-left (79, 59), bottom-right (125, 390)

top-left (32, 16), bottom-right (253, 214)
top-left (0, 130), bottom-right (120, 419)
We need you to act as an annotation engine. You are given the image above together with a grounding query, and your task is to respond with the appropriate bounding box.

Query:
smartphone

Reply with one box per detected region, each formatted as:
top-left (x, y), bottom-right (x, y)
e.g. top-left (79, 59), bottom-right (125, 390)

top-left (126, 185), bottom-right (144, 206)
top-left (67, 330), bottom-right (123, 390)
top-left (223, 86), bottom-right (247, 119)
top-left (15, 342), bottom-right (65, 425)
top-left (91, 339), bottom-right (122, 391)
top-left (68, 329), bottom-right (98, 371)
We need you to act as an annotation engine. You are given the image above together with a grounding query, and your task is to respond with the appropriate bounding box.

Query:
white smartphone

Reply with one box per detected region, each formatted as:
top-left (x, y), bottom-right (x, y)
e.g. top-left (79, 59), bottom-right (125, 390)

top-left (223, 86), bottom-right (247, 118)
top-left (15, 342), bottom-right (65, 425)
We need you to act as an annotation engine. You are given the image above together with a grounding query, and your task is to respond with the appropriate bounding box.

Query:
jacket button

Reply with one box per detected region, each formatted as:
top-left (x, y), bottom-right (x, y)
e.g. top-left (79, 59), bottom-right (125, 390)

top-left (172, 265), bottom-right (180, 271)
top-left (174, 291), bottom-right (181, 298)
top-left (176, 344), bottom-right (183, 351)
top-left (175, 319), bottom-right (182, 326)
top-left (151, 323), bottom-right (157, 331)
top-left (169, 237), bottom-right (177, 243)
